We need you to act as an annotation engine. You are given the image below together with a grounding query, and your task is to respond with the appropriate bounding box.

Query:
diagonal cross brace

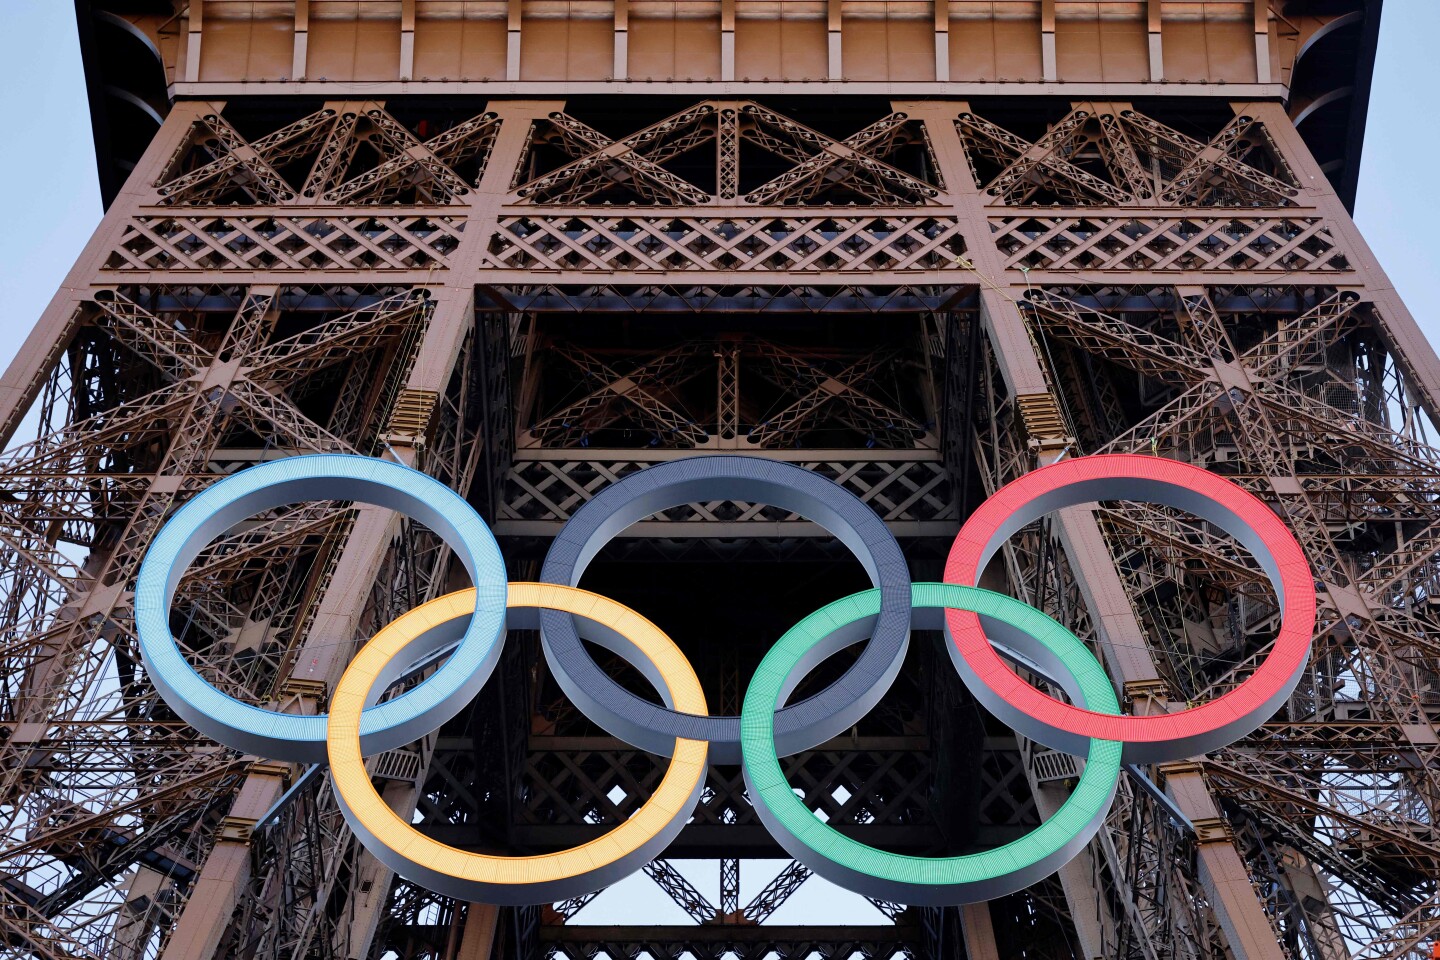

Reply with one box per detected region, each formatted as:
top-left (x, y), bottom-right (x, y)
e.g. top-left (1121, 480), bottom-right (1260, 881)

top-left (157, 112), bottom-right (309, 205)
top-left (530, 342), bottom-right (710, 446)
top-left (90, 291), bottom-right (215, 380)
top-left (516, 107), bottom-right (715, 205)
top-left (325, 110), bottom-right (477, 203)
top-left (643, 860), bottom-right (718, 924)
top-left (747, 343), bottom-right (925, 447)
top-left (961, 109), bottom-right (1133, 205)
top-left (744, 107), bottom-right (938, 205)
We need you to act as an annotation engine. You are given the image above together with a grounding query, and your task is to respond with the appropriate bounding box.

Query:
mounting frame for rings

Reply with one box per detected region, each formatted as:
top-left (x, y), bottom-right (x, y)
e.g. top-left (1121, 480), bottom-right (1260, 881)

top-left (539, 456), bottom-right (912, 764)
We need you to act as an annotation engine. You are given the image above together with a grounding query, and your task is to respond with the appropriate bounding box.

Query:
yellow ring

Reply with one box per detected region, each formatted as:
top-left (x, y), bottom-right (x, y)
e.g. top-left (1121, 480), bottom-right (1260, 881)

top-left (327, 582), bottom-right (709, 904)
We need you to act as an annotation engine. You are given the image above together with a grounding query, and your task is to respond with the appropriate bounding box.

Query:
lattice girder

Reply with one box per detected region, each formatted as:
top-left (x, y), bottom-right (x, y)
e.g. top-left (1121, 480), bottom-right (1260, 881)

top-left (154, 106), bottom-right (501, 207)
top-left (5, 79), bottom-right (1440, 960)
top-left (514, 100), bottom-right (940, 208)
top-left (1024, 284), bottom-right (1440, 901)
top-left (958, 104), bottom-right (1300, 208)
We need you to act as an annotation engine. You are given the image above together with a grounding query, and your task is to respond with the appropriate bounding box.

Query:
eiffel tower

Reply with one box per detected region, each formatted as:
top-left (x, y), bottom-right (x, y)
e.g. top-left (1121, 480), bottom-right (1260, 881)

top-left (5, 3), bottom-right (1435, 959)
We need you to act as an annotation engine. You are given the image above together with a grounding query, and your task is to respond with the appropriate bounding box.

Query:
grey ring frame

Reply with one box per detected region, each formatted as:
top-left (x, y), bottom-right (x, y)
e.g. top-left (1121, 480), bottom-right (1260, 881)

top-left (539, 456), bottom-right (912, 764)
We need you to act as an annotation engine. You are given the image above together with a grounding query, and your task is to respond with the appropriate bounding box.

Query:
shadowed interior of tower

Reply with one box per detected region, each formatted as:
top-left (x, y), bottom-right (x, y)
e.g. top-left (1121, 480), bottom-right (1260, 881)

top-left (521, 312), bottom-right (934, 451)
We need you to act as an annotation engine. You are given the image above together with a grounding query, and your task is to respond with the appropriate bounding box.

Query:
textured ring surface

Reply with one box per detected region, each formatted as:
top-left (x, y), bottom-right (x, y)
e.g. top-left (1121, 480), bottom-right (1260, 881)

top-left (741, 583), bottom-right (1121, 905)
top-left (539, 456), bottom-right (911, 763)
top-left (135, 454), bottom-right (507, 762)
top-left (943, 454), bottom-right (1315, 763)
top-left (135, 450), bottom-right (1316, 906)
top-left (328, 583), bottom-right (708, 903)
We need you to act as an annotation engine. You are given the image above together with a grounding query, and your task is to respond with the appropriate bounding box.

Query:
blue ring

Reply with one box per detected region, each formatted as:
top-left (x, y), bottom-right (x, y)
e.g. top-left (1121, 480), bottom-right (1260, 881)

top-left (134, 454), bottom-right (507, 762)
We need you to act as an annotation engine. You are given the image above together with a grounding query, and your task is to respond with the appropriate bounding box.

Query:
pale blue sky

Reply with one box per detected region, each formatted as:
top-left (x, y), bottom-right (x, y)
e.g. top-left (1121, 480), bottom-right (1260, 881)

top-left (0, 0), bottom-right (1433, 931)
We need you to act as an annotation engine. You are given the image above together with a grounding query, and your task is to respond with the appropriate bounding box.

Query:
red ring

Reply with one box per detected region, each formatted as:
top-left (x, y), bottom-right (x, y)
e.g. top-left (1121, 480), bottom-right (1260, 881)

top-left (943, 454), bottom-right (1315, 749)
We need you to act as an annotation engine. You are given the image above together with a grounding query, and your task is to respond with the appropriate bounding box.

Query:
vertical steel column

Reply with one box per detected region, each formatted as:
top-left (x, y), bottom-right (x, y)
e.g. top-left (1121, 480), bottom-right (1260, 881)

top-left (904, 98), bottom-right (1289, 960)
top-left (161, 101), bottom-right (553, 960)
top-left (900, 98), bottom-right (1106, 959)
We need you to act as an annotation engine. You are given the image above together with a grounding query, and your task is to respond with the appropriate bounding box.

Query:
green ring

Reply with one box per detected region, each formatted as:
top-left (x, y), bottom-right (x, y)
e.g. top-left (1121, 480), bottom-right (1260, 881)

top-left (739, 583), bottom-right (1123, 906)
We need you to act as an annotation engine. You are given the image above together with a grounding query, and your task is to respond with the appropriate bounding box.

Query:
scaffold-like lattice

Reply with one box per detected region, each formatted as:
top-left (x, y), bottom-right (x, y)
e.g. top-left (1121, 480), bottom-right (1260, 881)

top-left (1, 4), bottom-right (1431, 958)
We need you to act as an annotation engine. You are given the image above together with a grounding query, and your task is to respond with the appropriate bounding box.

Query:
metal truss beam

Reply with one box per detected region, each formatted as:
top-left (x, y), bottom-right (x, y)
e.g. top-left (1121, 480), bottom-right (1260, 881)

top-left (3, 78), bottom-right (1438, 960)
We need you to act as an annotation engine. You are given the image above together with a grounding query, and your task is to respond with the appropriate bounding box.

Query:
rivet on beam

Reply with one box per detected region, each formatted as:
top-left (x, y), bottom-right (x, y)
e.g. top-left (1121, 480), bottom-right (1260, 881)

top-left (217, 816), bottom-right (258, 845)
top-left (1190, 817), bottom-right (1236, 845)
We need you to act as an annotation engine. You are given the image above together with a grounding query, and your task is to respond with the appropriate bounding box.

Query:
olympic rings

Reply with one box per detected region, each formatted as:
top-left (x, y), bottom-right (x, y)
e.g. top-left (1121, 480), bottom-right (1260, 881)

top-left (741, 584), bottom-right (1121, 905)
top-left (134, 451), bottom-right (1316, 906)
top-left (943, 454), bottom-right (1315, 763)
top-left (329, 584), bottom-right (708, 903)
top-left (539, 456), bottom-right (912, 764)
top-left (134, 454), bottom-right (507, 762)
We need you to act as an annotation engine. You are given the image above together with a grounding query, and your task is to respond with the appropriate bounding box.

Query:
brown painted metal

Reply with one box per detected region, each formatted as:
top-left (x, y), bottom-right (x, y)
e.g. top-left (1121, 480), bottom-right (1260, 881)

top-left (3, 2), bottom-right (1429, 959)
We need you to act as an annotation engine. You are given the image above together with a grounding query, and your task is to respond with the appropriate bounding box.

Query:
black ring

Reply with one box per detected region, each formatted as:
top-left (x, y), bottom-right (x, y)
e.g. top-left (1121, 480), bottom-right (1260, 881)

top-left (539, 456), bottom-right (912, 764)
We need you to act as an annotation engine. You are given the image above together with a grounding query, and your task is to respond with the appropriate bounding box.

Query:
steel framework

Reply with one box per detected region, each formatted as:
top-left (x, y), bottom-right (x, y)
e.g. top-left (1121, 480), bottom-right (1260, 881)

top-left (4, 2), bottom-right (1432, 959)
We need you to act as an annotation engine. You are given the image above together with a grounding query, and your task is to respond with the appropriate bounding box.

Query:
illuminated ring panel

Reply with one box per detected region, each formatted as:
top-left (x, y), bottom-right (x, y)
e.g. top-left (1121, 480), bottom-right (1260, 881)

top-left (539, 456), bottom-right (911, 764)
top-left (134, 455), bottom-right (507, 763)
top-left (328, 583), bottom-right (708, 904)
top-left (741, 583), bottom-right (1121, 905)
top-left (943, 454), bottom-right (1316, 763)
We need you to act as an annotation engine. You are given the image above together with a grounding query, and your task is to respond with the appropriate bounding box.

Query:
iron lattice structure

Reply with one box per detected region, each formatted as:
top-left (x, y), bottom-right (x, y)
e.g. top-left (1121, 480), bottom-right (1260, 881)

top-left (3, 2), bottom-right (1434, 959)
